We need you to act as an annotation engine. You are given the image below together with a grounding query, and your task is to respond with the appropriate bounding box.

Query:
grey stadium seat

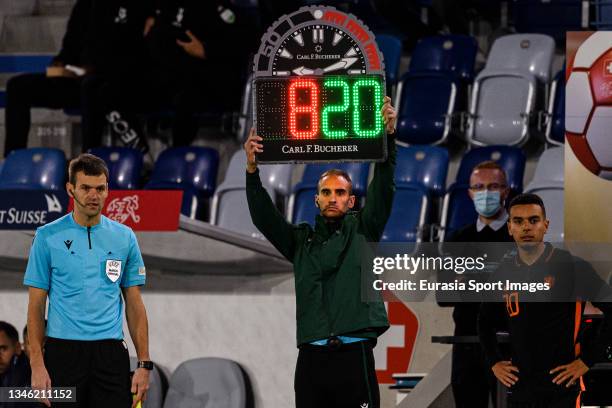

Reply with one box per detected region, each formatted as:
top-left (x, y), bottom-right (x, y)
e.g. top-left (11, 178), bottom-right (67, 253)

top-left (130, 357), bottom-right (167, 408)
top-left (163, 358), bottom-right (249, 408)
top-left (210, 150), bottom-right (292, 239)
top-left (467, 34), bottom-right (555, 147)
top-left (524, 146), bottom-right (564, 242)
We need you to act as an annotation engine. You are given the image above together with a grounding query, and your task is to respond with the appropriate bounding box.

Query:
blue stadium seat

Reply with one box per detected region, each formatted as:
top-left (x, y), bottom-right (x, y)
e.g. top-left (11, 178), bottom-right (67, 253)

top-left (145, 147), bottom-right (219, 220)
top-left (89, 147), bottom-right (143, 190)
top-left (0, 148), bottom-right (65, 190)
top-left (375, 34), bottom-right (403, 87)
top-left (291, 186), bottom-right (319, 226)
top-left (395, 145), bottom-right (449, 197)
top-left (396, 35), bottom-right (477, 145)
top-left (456, 145), bottom-right (526, 192)
top-left (381, 184), bottom-right (429, 242)
top-left (467, 34), bottom-right (555, 146)
top-left (546, 69), bottom-right (565, 146)
top-left (513, 0), bottom-right (585, 44)
top-left (592, 0), bottom-right (612, 29)
top-left (440, 184), bottom-right (476, 240)
top-left (408, 35), bottom-right (478, 82)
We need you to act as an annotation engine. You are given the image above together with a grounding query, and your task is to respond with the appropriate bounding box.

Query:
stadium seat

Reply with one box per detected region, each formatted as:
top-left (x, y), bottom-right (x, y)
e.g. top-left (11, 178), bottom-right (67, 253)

top-left (455, 145), bottom-right (526, 192)
top-left (145, 147), bottom-right (219, 220)
top-left (525, 146), bottom-right (564, 241)
top-left (512, 0), bottom-right (585, 45)
top-left (163, 358), bottom-right (250, 408)
top-left (289, 162), bottom-right (370, 224)
top-left (381, 184), bottom-right (429, 242)
top-left (0, 148), bottom-right (65, 190)
top-left (395, 35), bottom-right (478, 145)
top-left (592, 0), bottom-right (612, 29)
top-left (210, 151), bottom-right (293, 238)
top-left (407, 35), bottom-right (478, 81)
top-left (89, 147), bottom-right (143, 190)
top-left (130, 357), bottom-right (168, 408)
top-left (375, 34), bottom-right (403, 88)
top-left (546, 69), bottom-right (565, 146)
top-left (290, 186), bottom-right (319, 226)
top-left (467, 34), bottom-right (555, 146)
top-left (439, 184), bottom-right (476, 241)
top-left (395, 145), bottom-right (449, 197)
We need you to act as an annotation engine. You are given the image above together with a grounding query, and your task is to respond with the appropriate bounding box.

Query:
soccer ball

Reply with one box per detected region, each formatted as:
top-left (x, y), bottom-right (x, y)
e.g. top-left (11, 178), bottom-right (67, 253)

top-left (566, 31), bottom-right (612, 181)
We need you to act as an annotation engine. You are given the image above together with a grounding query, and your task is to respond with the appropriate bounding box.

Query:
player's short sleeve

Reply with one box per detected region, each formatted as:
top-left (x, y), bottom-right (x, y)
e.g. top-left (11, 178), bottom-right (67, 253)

top-left (121, 229), bottom-right (146, 288)
top-left (23, 229), bottom-right (51, 290)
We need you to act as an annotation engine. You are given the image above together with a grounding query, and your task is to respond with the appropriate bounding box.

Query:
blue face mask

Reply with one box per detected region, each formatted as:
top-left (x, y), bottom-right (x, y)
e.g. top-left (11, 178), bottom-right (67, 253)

top-left (473, 190), bottom-right (501, 217)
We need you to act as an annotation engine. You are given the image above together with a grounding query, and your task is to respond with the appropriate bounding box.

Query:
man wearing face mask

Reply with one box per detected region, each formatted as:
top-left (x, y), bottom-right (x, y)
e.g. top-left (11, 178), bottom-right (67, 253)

top-left (444, 160), bottom-right (514, 408)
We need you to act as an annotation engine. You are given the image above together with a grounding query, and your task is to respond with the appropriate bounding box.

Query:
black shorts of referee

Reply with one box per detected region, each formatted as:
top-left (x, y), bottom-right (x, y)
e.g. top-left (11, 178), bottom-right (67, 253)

top-left (44, 337), bottom-right (132, 408)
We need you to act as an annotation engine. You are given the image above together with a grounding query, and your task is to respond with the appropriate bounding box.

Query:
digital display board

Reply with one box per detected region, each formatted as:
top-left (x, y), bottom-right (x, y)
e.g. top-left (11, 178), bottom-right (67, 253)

top-left (253, 5), bottom-right (387, 163)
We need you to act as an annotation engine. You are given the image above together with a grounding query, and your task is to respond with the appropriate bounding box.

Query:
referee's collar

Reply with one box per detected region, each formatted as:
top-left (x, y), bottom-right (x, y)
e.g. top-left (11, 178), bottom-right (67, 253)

top-left (69, 212), bottom-right (105, 230)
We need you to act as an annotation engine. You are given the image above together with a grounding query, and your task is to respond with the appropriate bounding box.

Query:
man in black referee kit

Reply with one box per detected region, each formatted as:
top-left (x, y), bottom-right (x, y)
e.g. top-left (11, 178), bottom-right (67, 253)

top-left (24, 154), bottom-right (151, 407)
top-left (245, 97), bottom-right (397, 408)
top-left (479, 193), bottom-right (612, 408)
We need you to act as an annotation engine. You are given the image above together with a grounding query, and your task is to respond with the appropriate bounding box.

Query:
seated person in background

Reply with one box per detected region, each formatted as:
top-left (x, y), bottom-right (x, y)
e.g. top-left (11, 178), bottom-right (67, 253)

top-left (82, 0), bottom-right (254, 150)
top-left (0, 321), bottom-right (37, 408)
top-left (3, 0), bottom-right (90, 157)
top-left (442, 160), bottom-right (514, 408)
top-left (3, 0), bottom-right (152, 157)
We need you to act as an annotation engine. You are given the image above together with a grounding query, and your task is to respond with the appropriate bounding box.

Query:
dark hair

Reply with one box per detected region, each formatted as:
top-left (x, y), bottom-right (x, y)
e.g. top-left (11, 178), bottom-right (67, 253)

top-left (472, 160), bottom-right (508, 184)
top-left (318, 169), bottom-right (353, 194)
top-left (0, 321), bottom-right (19, 343)
top-left (68, 154), bottom-right (109, 185)
top-left (508, 193), bottom-right (546, 218)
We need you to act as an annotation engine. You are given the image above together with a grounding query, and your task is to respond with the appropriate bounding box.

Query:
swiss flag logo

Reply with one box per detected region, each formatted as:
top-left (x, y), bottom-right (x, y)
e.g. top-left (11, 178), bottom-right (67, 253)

top-left (375, 296), bottom-right (419, 384)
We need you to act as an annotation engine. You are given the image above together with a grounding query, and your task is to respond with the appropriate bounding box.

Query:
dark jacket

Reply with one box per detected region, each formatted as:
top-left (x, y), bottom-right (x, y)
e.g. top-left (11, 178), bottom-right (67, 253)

top-left (479, 244), bottom-right (612, 402)
top-left (145, 0), bottom-right (251, 77)
top-left (0, 353), bottom-right (39, 408)
top-left (53, 0), bottom-right (91, 66)
top-left (246, 138), bottom-right (396, 346)
top-left (85, 0), bottom-right (152, 75)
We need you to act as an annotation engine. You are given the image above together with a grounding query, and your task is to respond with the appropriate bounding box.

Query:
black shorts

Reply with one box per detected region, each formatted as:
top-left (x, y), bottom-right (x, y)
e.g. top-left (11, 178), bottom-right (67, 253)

top-left (44, 337), bottom-right (132, 408)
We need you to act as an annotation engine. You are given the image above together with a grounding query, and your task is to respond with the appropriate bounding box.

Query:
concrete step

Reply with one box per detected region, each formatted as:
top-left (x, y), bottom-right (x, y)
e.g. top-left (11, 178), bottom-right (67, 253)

top-left (36, 0), bottom-right (76, 16)
top-left (0, 15), bottom-right (67, 53)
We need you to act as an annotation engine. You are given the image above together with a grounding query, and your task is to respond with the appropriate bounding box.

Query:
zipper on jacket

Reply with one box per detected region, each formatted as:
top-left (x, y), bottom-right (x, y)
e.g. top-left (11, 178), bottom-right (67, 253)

top-left (87, 226), bottom-right (92, 249)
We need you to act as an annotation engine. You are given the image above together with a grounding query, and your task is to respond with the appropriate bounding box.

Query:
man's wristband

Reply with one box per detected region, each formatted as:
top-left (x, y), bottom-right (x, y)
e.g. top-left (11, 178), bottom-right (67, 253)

top-left (137, 361), bottom-right (154, 370)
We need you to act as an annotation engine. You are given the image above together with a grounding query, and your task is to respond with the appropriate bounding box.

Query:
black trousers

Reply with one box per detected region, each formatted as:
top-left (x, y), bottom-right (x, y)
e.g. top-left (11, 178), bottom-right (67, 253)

top-left (44, 337), bottom-right (132, 408)
top-left (81, 66), bottom-right (243, 150)
top-left (507, 392), bottom-right (580, 408)
top-left (295, 340), bottom-right (379, 408)
top-left (3, 73), bottom-right (109, 157)
top-left (451, 343), bottom-right (498, 408)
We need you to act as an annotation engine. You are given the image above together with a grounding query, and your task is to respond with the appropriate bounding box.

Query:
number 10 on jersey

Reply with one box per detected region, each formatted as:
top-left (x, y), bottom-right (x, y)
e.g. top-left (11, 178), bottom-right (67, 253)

top-left (255, 75), bottom-right (385, 141)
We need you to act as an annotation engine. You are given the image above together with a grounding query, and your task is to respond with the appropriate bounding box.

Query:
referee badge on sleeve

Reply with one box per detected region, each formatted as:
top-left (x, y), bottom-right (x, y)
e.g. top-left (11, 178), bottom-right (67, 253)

top-left (106, 259), bottom-right (122, 282)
